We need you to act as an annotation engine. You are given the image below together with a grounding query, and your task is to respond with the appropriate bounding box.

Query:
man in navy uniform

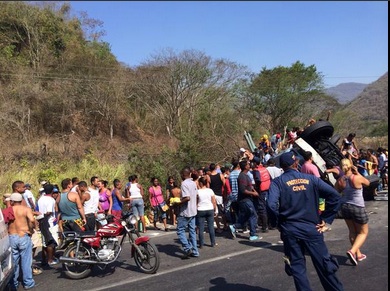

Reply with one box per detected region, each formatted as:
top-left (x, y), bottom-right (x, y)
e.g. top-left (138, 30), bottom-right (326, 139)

top-left (267, 151), bottom-right (344, 291)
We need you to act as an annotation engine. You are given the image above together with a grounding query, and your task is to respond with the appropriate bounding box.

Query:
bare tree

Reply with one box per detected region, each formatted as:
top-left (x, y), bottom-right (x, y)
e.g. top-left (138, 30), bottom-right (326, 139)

top-left (130, 49), bottom-right (246, 138)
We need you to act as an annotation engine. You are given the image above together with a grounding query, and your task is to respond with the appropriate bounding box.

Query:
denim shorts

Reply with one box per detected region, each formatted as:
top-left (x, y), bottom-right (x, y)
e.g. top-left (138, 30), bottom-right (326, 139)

top-left (131, 199), bottom-right (145, 218)
top-left (153, 205), bottom-right (167, 221)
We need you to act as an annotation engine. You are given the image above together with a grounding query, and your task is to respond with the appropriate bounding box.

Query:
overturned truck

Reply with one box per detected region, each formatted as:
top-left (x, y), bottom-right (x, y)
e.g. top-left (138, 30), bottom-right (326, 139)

top-left (245, 120), bottom-right (380, 200)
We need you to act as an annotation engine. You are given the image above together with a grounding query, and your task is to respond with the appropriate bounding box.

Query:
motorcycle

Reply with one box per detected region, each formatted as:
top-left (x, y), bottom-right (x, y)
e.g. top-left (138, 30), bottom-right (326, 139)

top-left (59, 211), bottom-right (160, 279)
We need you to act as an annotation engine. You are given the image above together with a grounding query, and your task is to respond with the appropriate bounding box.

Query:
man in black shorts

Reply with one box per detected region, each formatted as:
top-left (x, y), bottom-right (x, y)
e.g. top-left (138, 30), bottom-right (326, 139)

top-left (38, 184), bottom-right (59, 265)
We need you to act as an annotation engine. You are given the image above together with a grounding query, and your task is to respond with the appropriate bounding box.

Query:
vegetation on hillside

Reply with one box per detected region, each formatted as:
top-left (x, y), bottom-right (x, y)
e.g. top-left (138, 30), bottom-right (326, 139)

top-left (0, 1), bottom-right (387, 195)
top-left (331, 72), bottom-right (388, 138)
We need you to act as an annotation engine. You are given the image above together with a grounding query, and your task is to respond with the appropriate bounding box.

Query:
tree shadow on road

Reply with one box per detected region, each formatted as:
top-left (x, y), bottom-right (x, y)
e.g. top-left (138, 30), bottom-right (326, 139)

top-left (209, 277), bottom-right (271, 291)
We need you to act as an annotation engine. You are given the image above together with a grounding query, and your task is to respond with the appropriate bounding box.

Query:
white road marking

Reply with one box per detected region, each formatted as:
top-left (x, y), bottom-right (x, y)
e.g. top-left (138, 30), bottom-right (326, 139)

top-left (87, 243), bottom-right (274, 291)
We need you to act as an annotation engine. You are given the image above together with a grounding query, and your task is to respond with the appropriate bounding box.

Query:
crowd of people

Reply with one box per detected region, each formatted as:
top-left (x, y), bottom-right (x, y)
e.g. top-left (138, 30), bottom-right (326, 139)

top-left (1, 128), bottom-right (388, 290)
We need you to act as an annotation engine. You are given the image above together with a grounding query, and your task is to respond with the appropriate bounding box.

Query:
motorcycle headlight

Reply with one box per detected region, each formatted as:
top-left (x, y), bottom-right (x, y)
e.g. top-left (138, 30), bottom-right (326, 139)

top-left (126, 214), bottom-right (137, 225)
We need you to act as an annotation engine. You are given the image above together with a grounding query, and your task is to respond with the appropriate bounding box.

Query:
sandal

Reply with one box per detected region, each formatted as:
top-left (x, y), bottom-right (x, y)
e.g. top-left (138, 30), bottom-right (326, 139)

top-left (346, 250), bottom-right (358, 266)
top-left (33, 267), bottom-right (43, 275)
top-left (357, 254), bottom-right (367, 261)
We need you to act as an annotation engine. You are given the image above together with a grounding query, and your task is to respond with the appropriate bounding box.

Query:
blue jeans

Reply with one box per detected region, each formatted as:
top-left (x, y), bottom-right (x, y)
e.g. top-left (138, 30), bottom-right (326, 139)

top-left (176, 216), bottom-right (199, 256)
top-left (225, 195), bottom-right (239, 224)
top-left (196, 210), bottom-right (216, 247)
top-left (131, 199), bottom-right (145, 218)
top-left (9, 234), bottom-right (35, 290)
top-left (237, 198), bottom-right (258, 236)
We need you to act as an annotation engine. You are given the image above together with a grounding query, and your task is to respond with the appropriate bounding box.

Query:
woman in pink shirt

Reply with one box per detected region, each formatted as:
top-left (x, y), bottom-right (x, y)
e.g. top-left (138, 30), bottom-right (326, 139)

top-left (149, 177), bottom-right (168, 231)
top-left (98, 180), bottom-right (112, 215)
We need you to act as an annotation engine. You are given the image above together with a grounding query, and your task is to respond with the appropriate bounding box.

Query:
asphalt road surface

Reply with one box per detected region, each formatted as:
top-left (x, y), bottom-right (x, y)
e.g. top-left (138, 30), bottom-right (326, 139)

top-left (32, 192), bottom-right (388, 291)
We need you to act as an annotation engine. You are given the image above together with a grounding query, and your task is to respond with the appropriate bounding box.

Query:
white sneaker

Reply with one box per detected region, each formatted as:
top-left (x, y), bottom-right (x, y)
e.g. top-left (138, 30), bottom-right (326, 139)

top-left (48, 258), bottom-right (59, 265)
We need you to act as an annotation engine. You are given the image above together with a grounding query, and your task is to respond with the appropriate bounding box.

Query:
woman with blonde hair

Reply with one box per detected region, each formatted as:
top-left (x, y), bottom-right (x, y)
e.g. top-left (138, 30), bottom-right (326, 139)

top-left (335, 158), bottom-right (370, 266)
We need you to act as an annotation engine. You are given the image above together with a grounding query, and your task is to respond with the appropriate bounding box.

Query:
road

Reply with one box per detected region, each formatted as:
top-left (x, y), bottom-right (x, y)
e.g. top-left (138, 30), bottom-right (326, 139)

top-left (32, 192), bottom-right (388, 291)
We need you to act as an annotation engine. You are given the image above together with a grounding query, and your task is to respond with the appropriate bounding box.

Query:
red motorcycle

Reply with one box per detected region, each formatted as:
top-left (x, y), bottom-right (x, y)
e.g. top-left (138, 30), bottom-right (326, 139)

top-left (59, 212), bottom-right (160, 279)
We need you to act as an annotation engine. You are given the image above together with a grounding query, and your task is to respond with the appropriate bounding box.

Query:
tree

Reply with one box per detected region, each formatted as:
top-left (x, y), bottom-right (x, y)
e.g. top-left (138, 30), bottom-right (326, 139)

top-left (0, 1), bottom-right (121, 144)
top-left (246, 61), bottom-right (325, 134)
top-left (128, 49), bottom-right (248, 165)
top-left (130, 49), bottom-right (246, 138)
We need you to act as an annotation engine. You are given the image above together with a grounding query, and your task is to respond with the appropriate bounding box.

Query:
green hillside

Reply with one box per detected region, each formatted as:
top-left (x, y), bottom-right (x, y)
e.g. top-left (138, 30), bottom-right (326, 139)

top-left (0, 2), bottom-right (387, 193)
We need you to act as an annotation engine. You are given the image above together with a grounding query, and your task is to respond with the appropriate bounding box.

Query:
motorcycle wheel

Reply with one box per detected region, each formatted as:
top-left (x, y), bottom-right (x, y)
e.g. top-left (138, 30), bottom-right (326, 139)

top-left (134, 241), bottom-right (160, 274)
top-left (62, 244), bottom-right (93, 279)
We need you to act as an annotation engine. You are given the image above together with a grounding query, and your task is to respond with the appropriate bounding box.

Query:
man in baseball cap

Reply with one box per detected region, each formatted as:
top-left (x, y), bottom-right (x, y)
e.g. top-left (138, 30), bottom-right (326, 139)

top-left (2, 192), bottom-right (12, 202)
top-left (10, 193), bottom-right (23, 202)
top-left (279, 151), bottom-right (299, 169)
top-left (8, 180), bottom-right (36, 289)
top-left (2, 193), bottom-right (13, 220)
top-left (267, 152), bottom-right (343, 291)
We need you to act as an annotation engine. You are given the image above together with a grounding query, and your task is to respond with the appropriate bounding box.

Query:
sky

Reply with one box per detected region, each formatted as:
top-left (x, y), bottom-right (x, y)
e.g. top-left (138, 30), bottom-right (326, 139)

top-left (68, 1), bottom-right (388, 87)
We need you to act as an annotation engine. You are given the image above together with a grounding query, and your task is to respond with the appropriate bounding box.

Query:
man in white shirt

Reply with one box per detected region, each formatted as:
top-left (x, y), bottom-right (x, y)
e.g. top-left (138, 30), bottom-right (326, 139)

top-left (70, 177), bottom-right (80, 192)
top-left (37, 184), bottom-right (59, 265)
top-left (86, 176), bottom-right (100, 231)
top-left (23, 183), bottom-right (36, 210)
top-left (378, 147), bottom-right (388, 189)
top-left (266, 158), bottom-right (283, 179)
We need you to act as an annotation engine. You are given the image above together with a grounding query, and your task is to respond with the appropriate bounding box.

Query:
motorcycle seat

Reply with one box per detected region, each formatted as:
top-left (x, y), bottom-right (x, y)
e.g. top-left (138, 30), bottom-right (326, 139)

top-left (78, 231), bottom-right (97, 238)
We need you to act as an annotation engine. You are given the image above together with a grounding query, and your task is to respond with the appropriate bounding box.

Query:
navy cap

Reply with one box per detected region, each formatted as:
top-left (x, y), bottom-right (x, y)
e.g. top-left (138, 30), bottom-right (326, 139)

top-left (53, 187), bottom-right (59, 193)
top-left (25, 183), bottom-right (31, 188)
top-left (280, 151), bottom-right (298, 168)
top-left (43, 184), bottom-right (54, 194)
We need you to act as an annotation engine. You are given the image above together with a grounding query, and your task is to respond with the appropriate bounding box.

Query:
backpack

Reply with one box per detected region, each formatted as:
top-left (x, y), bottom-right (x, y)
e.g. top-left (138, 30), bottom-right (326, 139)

top-left (258, 166), bottom-right (271, 192)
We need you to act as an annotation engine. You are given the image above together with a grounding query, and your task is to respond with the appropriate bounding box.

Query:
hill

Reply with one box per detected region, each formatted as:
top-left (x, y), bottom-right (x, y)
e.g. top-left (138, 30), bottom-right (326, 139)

top-left (326, 82), bottom-right (368, 104)
top-left (346, 72), bottom-right (388, 121)
top-left (332, 72), bottom-right (388, 140)
top-left (0, 2), bottom-right (387, 194)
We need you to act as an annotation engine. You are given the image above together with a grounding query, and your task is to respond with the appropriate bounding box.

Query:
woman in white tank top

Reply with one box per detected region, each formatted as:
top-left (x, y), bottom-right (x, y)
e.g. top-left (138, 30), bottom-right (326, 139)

top-left (129, 175), bottom-right (146, 232)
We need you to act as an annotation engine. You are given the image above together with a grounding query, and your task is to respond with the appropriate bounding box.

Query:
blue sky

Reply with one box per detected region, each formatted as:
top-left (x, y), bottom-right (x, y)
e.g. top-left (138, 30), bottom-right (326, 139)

top-left (69, 1), bottom-right (388, 87)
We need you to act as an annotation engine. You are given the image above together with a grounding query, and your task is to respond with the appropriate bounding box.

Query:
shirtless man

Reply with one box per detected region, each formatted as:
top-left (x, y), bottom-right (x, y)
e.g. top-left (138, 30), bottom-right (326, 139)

top-left (366, 149), bottom-right (379, 175)
top-left (170, 185), bottom-right (182, 226)
top-left (8, 181), bottom-right (36, 290)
